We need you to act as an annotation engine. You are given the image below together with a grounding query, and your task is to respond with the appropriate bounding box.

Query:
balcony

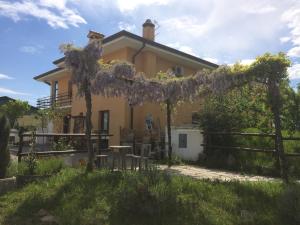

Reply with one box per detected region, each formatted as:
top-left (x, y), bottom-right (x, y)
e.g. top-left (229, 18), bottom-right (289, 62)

top-left (37, 92), bottom-right (72, 109)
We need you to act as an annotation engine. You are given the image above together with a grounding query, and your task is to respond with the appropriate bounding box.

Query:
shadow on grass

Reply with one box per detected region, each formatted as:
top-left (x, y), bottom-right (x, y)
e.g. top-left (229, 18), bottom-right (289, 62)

top-left (2, 168), bottom-right (295, 225)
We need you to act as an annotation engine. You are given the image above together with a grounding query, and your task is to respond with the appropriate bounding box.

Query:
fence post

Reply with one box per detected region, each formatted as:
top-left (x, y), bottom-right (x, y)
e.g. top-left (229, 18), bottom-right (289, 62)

top-left (273, 134), bottom-right (280, 173)
top-left (17, 129), bottom-right (24, 162)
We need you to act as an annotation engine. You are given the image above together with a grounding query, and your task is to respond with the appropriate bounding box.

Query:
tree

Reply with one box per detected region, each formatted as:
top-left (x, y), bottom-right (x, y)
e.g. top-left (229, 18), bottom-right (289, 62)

top-left (60, 38), bottom-right (103, 172)
top-left (0, 100), bottom-right (30, 128)
top-left (201, 53), bottom-right (291, 182)
top-left (0, 114), bottom-right (10, 178)
top-left (250, 53), bottom-right (291, 182)
top-left (61, 40), bottom-right (136, 172)
top-left (61, 39), bottom-right (291, 181)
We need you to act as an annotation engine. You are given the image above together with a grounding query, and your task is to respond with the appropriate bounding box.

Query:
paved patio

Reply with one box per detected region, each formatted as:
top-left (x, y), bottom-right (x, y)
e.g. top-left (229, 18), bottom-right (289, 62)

top-left (159, 164), bottom-right (278, 182)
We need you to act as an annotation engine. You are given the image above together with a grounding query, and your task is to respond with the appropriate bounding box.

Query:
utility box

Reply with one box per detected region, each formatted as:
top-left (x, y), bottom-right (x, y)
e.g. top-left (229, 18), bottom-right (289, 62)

top-left (166, 125), bottom-right (203, 161)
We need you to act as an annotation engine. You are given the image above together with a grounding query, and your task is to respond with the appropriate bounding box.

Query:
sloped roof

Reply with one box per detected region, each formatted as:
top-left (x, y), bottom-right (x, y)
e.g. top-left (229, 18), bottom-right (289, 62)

top-left (52, 30), bottom-right (219, 68)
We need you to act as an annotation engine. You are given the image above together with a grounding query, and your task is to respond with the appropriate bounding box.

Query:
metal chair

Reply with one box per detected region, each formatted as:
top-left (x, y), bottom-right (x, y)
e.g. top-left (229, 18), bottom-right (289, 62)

top-left (95, 154), bottom-right (109, 169)
top-left (131, 144), bottom-right (151, 171)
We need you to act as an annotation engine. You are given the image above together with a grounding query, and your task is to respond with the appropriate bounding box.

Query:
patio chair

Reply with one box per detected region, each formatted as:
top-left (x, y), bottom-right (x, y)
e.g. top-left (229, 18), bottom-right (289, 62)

top-left (95, 154), bottom-right (109, 169)
top-left (130, 144), bottom-right (151, 171)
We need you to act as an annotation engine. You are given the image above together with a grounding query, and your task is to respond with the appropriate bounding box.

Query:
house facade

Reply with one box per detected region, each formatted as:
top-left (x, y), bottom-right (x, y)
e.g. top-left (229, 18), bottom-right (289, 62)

top-left (34, 19), bottom-right (218, 146)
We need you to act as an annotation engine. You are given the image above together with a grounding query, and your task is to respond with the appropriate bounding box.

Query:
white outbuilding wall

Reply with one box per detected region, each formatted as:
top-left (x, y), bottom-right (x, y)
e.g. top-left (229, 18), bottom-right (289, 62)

top-left (166, 125), bottom-right (203, 161)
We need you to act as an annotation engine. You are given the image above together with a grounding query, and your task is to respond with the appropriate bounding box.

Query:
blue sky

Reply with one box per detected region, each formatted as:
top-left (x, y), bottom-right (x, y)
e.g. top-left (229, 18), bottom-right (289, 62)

top-left (0, 0), bottom-right (299, 106)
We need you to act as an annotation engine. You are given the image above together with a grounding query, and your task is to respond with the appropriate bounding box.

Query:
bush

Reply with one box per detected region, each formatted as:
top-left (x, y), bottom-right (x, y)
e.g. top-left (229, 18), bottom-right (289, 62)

top-left (5, 160), bottom-right (18, 178)
top-left (52, 138), bottom-right (72, 151)
top-left (0, 114), bottom-right (10, 178)
top-left (17, 158), bottom-right (65, 176)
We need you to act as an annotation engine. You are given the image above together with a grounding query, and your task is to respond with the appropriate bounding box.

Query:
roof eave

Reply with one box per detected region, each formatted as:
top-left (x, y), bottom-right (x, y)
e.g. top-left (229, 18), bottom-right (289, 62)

top-left (52, 30), bottom-right (219, 68)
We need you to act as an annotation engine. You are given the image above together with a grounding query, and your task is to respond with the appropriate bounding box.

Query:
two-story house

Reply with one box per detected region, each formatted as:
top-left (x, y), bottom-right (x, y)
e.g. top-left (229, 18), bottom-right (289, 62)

top-left (34, 19), bottom-right (218, 146)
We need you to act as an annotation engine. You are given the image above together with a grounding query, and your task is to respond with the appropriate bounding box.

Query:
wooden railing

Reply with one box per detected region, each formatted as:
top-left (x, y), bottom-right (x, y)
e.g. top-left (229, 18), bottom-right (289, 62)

top-left (37, 92), bottom-right (72, 109)
top-left (17, 132), bottom-right (113, 162)
top-left (202, 131), bottom-right (300, 157)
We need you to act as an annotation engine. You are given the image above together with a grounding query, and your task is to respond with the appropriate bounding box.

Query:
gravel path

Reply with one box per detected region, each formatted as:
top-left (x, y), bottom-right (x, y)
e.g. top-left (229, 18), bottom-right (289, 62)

top-left (159, 165), bottom-right (278, 182)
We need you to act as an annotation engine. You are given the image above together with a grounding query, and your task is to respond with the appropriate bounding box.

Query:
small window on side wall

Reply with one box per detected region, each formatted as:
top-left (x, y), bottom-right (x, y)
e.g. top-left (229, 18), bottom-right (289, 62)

top-left (172, 66), bottom-right (184, 77)
top-left (179, 133), bottom-right (187, 148)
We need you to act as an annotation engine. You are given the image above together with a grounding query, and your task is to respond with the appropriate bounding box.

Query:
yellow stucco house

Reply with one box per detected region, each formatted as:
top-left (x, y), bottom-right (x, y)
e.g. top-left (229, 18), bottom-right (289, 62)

top-left (34, 19), bottom-right (218, 146)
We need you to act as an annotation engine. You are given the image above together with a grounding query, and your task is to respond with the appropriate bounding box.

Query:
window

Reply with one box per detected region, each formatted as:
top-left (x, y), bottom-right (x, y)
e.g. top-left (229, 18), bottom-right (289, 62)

top-left (179, 133), bottom-right (187, 148)
top-left (99, 110), bottom-right (110, 133)
top-left (192, 112), bottom-right (201, 124)
top-left (172, 66), bottom-right (184, 77)
top-left (53, 81), bottom-right (58, 98)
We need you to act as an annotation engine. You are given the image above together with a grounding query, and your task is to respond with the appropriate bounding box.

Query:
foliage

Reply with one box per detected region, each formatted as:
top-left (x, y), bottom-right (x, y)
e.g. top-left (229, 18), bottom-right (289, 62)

top-left (0, 114), bottom-right (10, 178)
top-left (61, 39), bottom-right (103, 172)
top-left (198, 84), bottom-right (273, 132)
top-left (23, 151), bottom-right (37, 175)
top-left (17, 158), bottom-right (65, 176)
top-left (200, 128), bottom-right (300, 178)
top-left (1, 168), bottom-right (298, 225)
top-left (51, 138), bottom-right (72, 151)
top-left (5, 160), bottom-right (18, 178)
top-left (0, 100), bottom-right (30, 128)
top-left (36, 107), bottom-right (69, 130)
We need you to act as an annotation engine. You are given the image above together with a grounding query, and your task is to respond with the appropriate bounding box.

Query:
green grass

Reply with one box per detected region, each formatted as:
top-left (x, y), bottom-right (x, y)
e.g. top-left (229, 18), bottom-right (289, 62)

top-left (202, 128), bottom-right (300, 178)
top-left (7, 157), bottom-right (66, 177)
top-left (0, 168), bottom-right (299, 225)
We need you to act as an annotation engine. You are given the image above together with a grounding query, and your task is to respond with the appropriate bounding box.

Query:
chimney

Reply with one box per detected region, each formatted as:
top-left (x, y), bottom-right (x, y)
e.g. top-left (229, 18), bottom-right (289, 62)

top-left (87, 30), bottom-right (104, 43)
top-left (143, 19), bottom-right (155, 41)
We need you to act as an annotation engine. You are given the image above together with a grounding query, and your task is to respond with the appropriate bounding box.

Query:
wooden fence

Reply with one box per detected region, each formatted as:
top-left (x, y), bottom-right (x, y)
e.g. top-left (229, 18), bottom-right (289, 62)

top-left (17, 132), bottom-right (113, 162)
top-left (202, 131), bottom-right (300, 157)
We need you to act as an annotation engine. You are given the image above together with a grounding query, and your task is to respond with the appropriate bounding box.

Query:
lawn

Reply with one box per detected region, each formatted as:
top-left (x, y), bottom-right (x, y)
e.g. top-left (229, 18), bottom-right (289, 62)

top-left (0, 168), bottom-right (299, 225)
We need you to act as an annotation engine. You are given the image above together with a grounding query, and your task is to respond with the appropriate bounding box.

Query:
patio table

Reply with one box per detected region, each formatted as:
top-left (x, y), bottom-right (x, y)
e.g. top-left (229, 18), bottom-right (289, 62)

top-left (109, 145), bottom-right (132, 171)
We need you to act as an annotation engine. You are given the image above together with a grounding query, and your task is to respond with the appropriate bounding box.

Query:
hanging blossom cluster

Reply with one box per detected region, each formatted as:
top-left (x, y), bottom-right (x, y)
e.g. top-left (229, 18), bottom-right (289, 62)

top-left (61, 40), bottom-right (288, 107)
top-left (60, 40), bottom-right (103, 96)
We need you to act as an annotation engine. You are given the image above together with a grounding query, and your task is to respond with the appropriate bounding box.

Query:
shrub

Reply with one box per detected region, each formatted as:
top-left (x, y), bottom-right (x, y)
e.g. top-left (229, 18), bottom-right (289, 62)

top-left (5, 160), bottom-right (18, 178)
top-left (52, 138), bottom-right (72, 151)
top-left (0, 114), bottom-right (10, 178)
top-left (23, 151), bottom-right (37, 175)
top-left (18, 157), bottom-right (65, 176)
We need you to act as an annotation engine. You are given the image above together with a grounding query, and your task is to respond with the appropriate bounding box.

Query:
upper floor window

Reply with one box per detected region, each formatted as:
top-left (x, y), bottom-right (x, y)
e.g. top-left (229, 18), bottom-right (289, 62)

top-left (53, 81), bottom-right (58, 98)
top-left (172, 66), bottom-right (184, 77)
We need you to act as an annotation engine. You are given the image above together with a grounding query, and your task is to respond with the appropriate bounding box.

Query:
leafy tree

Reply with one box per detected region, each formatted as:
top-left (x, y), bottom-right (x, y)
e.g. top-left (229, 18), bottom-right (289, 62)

top-left (0, 114), bottom-right (10, 178)
top-left (0, 100), bottom-right (30, 128)
top-left (60, 39), bottom-right (104, 172)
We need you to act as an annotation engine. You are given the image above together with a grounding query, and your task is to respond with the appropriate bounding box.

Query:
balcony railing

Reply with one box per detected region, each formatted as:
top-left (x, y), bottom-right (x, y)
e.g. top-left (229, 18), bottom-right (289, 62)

top-left (37, 92), bottom-right (72, 109)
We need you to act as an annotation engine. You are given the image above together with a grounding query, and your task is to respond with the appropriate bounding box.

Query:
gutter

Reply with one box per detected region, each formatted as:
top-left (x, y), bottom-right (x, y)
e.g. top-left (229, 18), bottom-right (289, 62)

top-left (130, 41), bottom-right (146, 130)
top-left (132, 41), bottom-right (146, 64)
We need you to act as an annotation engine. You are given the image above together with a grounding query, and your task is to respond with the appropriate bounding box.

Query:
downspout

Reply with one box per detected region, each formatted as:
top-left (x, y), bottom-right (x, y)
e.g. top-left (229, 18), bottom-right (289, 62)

top-left (130, 41), bottom-right (146, 129)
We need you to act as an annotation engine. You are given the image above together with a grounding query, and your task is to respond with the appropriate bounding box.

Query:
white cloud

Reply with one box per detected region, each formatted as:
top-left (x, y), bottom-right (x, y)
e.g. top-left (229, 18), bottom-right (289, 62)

top-left (0, 0), bottom-right (86, 29)
top-left (118, 21), bottom-right (136, 32)
top-left (0, 73), bottom-right (14, 80)
top-left (287, 46), bottom-right (300, 58)
top-left (19, 45), bottom-right (44, 54)
top-left (242, 3), bottom-right (276, 14)
top-left (167, 42), bottom-right (198, 56)
top-left (0, 87), bottom-right (30, 95)
top-left (288, 63), bottom-right (300, 80)
top-left (203, 57), bottom-right (219, 64)
top-left (240, 59), bottom-right (255, 65)
top-left (282, 4), bottom-right (300, 57)
top-left (280, 36), bottom-right (291, 43)
top-left (116, 0), bottom-right (171, 12)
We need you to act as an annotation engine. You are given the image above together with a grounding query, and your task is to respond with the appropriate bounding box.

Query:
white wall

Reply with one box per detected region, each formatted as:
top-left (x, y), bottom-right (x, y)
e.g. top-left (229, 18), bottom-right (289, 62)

top-left (166, 126), bottom-right (203, 161)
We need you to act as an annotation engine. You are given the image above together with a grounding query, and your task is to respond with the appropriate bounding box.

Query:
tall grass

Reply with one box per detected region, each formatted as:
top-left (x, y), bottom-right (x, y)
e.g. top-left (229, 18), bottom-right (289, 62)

top-left (1, 168), bottom-right (299, 225)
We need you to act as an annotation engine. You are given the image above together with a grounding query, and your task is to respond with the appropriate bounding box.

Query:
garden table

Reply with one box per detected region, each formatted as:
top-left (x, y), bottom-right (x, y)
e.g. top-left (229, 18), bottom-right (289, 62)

top-left (109, 145), bottom-right (132, 171)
